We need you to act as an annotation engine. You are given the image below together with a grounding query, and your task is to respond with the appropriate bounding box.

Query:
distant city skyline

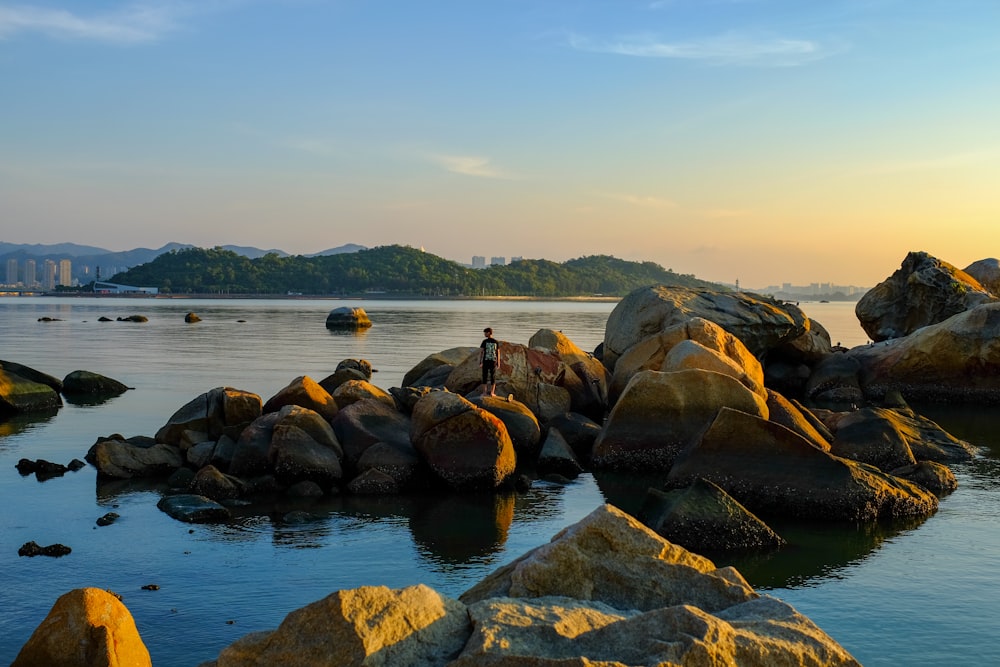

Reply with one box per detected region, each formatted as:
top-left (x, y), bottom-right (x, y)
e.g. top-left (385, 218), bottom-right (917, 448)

top-left (3, 2), bottom-right (999, 287)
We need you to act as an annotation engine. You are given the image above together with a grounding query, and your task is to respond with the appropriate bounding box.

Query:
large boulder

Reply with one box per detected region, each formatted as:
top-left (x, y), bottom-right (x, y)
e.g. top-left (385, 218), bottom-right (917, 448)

top-left (318, 358), bottom-right (374, 394)
top-left (592, 369), bottom-right (769, 471)
top-left (325, 306), bottom-right (372, 330)
top-left (602, 286), bottom-right (810, 369)
top-left (828, 406), bottom-right (976, 467)
top-left (330, 398), bottom-right (413, 469)
top-left (536, 428), bottom-right (584, 479)
top-left (639, 479), bottom-right (785, 553)
top-left (829, 302), bottom-right (1000, 403)
top-left (62, 370), bottom-right (131, 396)
top-left (667, 407), bottom-right (940, 521)
top-left (964, 257), bottom-right (1000, 296)
top-left (12, 588), bottom-right (151, 667)
top-left (610, 317), bottom-right (766, 402)
top-left (331, 379), bottom-right (395, 410)
top-left (468, 395), bottom-right (541, 458)
top-left (855, 251), bottom-right (996, 342)
top-left (765, 389), bottom-right (832, 451)
top-left (155, 387), bottom-right (262, 449)
top-left (410, 392), bottom-right (516, 491)
top-left (402, 347), bottom-right (477, 388)
top-left (263, 376), bottom-right (338, 422)
top-left (269, 417), bottom-right (344, 488)
top-left (85, 436), bottom-right (184, 479)
top-left (212, 585), bottom-right (470, 667)
top-left (0, 360), bottom-right (63, 392)
top-left (528, 329), bottom-right (610, 419)
top-left (0, 367), bottom-right (63, 415)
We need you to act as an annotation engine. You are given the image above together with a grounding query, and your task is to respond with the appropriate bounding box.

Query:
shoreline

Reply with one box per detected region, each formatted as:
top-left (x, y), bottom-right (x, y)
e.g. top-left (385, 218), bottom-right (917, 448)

top-left (5, 292), bottom-right (623, 302)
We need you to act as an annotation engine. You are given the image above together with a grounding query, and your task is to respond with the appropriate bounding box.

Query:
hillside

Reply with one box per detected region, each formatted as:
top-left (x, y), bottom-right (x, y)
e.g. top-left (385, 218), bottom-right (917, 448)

top-left (110, 245), bottom-right (723, 297)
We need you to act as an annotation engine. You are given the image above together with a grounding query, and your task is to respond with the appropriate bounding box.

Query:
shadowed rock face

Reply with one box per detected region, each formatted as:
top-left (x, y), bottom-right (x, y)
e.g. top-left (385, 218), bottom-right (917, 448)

top-left (964, 257), bottom-right (1000, 296)
top-left (856, 251), bottom-right (996, 342)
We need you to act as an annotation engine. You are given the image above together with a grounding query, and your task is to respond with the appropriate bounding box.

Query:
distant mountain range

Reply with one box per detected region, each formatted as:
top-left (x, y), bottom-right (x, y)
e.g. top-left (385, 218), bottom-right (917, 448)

top-left (0, 242), bottom-right (366, 285)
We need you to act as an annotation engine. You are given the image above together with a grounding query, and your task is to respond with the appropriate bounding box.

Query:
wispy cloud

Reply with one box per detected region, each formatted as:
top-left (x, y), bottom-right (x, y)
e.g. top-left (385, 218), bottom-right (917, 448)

top-left (0, 3), bottom-right (183, 44)
top-left (598, 191), bottom-right (677, 209)
top-left (566, 30), bottom-right (838, 67)
top-left (428, 154), bottom-right (514, 179)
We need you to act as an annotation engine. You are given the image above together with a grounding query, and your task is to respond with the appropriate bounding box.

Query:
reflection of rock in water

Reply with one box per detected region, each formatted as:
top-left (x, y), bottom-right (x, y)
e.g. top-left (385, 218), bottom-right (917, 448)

top-left (593, 470), bottom-right (665, 518)
top-left (715, 513), bottom-right (928, 589)
top-left (0, 409), bottom-right (59, 441)
top-left (409, 493), bottom-right (515, 564)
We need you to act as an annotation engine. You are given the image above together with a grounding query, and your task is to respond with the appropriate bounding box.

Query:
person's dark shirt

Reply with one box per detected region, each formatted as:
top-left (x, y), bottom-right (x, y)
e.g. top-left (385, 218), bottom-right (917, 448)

top-left (481, 337), bottom-right (500, 363)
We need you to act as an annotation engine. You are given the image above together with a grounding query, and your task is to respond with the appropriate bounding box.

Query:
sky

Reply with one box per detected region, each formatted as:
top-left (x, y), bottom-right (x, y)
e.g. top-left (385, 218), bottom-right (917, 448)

top-left (2, 0), bottom-right (999, 288)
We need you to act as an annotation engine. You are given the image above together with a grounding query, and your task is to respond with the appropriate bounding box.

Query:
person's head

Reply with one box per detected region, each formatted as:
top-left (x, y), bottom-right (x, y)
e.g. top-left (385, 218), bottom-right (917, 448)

top-left (483, 327), bottom-right (493, 337)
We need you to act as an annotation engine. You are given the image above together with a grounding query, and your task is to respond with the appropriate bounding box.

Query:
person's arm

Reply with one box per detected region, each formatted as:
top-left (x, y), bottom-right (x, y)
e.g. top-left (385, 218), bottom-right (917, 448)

top-left (479, 343), bottom-right (484, 365)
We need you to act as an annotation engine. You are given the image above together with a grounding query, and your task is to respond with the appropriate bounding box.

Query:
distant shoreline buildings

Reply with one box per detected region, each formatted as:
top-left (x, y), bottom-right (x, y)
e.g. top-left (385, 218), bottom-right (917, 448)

top-left (470, 256), bottom-right (523, 268)
top-left (751, 281), bottom-right (870, 301)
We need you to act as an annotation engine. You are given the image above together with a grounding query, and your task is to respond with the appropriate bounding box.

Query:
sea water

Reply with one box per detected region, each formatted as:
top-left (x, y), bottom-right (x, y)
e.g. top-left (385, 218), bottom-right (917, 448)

top-left (0, 298), bottom-right (995, 666)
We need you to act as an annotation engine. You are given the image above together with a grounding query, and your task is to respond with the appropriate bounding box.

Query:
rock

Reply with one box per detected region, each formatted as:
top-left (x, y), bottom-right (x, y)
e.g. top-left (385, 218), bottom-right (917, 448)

top-left (468, 395), bottom-right (541, 458)
top-left (765, 389), bottom-right (832, 451)
top-left (118, 315), bottom-right (148, 322)
top-left (836, 302), bottom-right (1000, 403)
top-left (964, 257), bottom-right (1000, 296)
top-left (285, 481), bottom-right (325, 497)
top-left (856, 250), bottom-right (996, 342)
top-left (592, 369), bottom-right (769, 471)
top-left (535, 428), bottom-right (584, 479)
top-left (185, 312), bottom-right (202, 323)
top-left (602, 286), bottom-right (810, 369)
top-left (85, 437), bottom-right (183, 479)
top-left (452, 594), bottom-right (860, 667)
top-left (545, 412), bottom-right (602, 465)
top-left (388, 385), bottom-right (440, 413)
top-left (828, 407), bottom-right (976, 467)
top-left (890, 461), bottom-right (958, 494)
top-left (355, 440), bottom-right (427, 490)
top-left (269, 420), bottom-right (344, 488)
top-left (11, 587), bottom-right (151, 667)
top-left (213, 585), bottom-right (469, 667)
top-left (410, 391), bottom-right (517, 492)
top-left (263, 376), bottom-right (338, 422)
top-left (96, 512), bottom-right (120, 527)
top-left (330, 398), bottom-right (412, 468)
top-left (15, 458), bottom-right (69, 478)
top-left (610, 317), bottom-right (766, 403)
top-left (156, 387), bottom-right (262, 449)
top-left (98, 316), bottom-right (113, 322)
top-left (228, 412), bottom-right (282, 478)
top-left (337, 358), bottom-right (373, 378)
top-left (402, 347), bottom-right (476, 388)
top-left (331, 379), bottom-right (395, 409)
top-left (346, 468), bottom-right (400, 495)
top-left (190, 465), bottom-right (248, 500)
top-left (667, 407), bottom-right (940, 521)
top-left (317, 368), bottom-right (368, 394)
top-left (638, 478), bottom-right (785, 552)
top-left (156, 494), bottom-right (231, 523)
top-left (18, 541), bottom-right (72, 557)
top-left (61, 370), bottom-right (130, 396)
top-left (167, 467), bottom-right (196, 489)
top-left (803, 352), bottom-right (865, 403)
top-left (325, 306), bottom-right (372, 330)
top-left (461, 504), bottom-right (756, 612)
top-left (0, 367), bottom-right (63, 414)
top-left (0, 360), bottom-right (63, 392)
top-left (528, 328), bottom-right (611, 419)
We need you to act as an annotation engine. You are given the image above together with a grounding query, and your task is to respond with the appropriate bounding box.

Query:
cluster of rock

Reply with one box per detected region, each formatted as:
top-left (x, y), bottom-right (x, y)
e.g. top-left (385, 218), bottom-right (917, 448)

top-left (0, 360), bottom-right (131, 416)
top-left (808, 251), bottom-right (1000, 403)
top-left (14, 505), bottom-right (862, 667)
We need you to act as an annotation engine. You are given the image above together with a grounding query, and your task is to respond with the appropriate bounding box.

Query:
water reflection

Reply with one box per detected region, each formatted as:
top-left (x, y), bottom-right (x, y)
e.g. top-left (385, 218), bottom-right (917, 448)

top-left (409, 493), bottom-right (515, 564)
top-left (62, 392), bottom-right (125, 408)
top-left (0, 409), bottom-right (59, 442)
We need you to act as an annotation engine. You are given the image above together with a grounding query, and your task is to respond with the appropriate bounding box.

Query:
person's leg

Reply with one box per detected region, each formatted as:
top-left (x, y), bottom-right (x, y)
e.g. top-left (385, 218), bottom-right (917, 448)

top-left (487, 363), bottom-right (496, 396)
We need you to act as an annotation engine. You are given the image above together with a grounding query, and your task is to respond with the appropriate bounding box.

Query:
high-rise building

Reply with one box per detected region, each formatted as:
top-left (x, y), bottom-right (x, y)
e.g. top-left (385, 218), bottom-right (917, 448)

top-left (43, 260), bottom-right (57, 290)
top-left (58, 259), bottom-right (73, 287)
top-left (5, 258), bottom-right (17, 285)
top-left (490, 256), bottom-right (506, 266)
top-left (472, 256), bottom-right (486, 269)
top-left (25, 259), bottom-right (36, 287)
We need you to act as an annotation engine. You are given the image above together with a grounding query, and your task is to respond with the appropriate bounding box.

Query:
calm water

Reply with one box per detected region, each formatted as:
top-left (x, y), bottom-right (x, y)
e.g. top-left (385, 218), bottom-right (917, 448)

top-left (0, 298), bottom-right (996, 666)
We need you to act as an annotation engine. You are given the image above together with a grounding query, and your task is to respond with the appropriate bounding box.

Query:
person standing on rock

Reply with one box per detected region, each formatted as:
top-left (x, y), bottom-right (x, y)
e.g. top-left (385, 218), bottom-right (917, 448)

top-left (479, 327), bottom-right (501, 396)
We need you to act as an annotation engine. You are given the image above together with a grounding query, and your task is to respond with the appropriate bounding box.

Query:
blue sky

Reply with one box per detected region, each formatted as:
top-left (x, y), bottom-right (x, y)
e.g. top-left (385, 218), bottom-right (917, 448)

top-left (2, 0), bottom-right (999, 286)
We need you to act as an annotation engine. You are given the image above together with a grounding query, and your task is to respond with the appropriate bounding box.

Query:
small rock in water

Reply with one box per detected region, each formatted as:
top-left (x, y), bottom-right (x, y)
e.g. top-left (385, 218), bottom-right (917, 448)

top-left (18, 541), bottom-right (72, 557)
top-left (96, 512), bottom-right (120, 527)
top-left (141, 584), bottom-right (160, 591)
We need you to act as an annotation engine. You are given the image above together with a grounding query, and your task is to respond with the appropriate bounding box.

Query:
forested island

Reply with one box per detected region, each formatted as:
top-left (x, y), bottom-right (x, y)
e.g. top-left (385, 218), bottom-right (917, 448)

top-left (95, 245), bottom-right (723, 297)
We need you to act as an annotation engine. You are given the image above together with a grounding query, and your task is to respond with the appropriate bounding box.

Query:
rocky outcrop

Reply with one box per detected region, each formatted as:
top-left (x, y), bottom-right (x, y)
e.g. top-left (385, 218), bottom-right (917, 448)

top-left (592, 369), bottom-right (769, 471)
top-left (855, 251), bottom-right (996, 342)
top-left (325, 306), bottom-right (372, 330)
top-left (667, 407), bottom-right (940, 521)
top-left (0, 360), bottom-right (63, 392)
top-left (602, 286), bottom-right (811, 369)
top-left (262, 375), bottom-right (338, 422)
top-left (330, 398), bottom-right (413, 469)
top-left (468, 395), bottom-right (541, 457)
top-left (85, 436), bottom-right (184, 479)
top-left (155, 387), bottom-right (262, 450)
top-left (0, 366), bottom-right (63, 415)
top-left (810, 302), bottom-right (1000, 404)
top-left (410, 392), bottom-right (516, 491)
top-left (536, 428), bottom-right (584, 479)
top-left (527, 328), bottom-right (610, 419)
top-left (12, 588), bottom-right (151, 667)
top-left (402, 347), bottom-right (477, 388)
